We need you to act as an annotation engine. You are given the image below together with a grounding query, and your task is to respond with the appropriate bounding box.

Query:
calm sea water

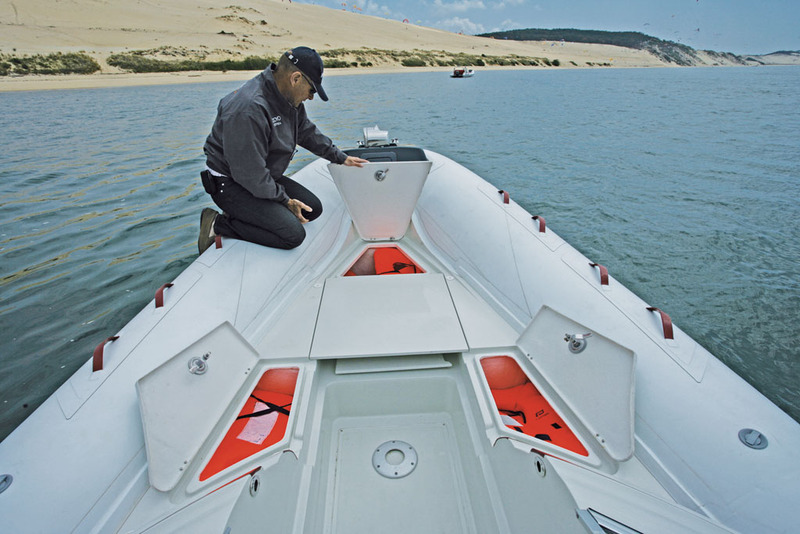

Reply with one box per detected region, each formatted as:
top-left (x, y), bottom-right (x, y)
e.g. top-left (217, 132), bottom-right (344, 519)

top-left (1, 67), bottom-right (798, 441)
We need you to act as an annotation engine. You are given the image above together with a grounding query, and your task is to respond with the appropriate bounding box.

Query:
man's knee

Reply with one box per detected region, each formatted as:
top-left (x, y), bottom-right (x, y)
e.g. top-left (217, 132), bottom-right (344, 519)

top-left (280, 225), bottom-right (307, 249)
top-left (304, 197), bottom-right (323, 222)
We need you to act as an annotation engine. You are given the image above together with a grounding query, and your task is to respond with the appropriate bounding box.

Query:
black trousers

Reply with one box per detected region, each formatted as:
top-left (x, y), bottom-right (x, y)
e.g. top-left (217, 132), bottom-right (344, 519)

top-left (209, 174), bottom-right (323, 250)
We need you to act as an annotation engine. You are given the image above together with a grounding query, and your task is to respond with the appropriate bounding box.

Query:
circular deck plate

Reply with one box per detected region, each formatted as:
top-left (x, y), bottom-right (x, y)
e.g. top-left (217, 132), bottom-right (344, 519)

top-left (738, 428), bottom-right (768, 450)
top-left (0, 474), bottom-right (12, 494)
top-left (372, 440), bottom-right (418, 479)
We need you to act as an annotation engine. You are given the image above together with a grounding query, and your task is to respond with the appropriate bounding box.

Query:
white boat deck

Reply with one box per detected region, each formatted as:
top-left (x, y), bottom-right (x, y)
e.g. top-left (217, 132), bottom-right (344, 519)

top-left (119, 219), bottom-right (736, 533)
top-left (1, 145), bottom-right (797, 534)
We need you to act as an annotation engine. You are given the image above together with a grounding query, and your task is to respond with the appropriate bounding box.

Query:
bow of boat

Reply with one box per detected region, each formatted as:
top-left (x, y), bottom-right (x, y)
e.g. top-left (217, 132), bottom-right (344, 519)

top-left (0, 135), bottom-right (798, 534)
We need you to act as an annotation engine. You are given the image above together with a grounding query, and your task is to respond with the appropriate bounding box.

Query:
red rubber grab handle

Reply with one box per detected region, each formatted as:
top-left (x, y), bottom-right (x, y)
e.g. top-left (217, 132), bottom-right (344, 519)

top-left (92, 336), bottom-right (119, 372)
top-left (646, 307), bottom-right (674, 340)
top-left (215, 235), bottom-right (222, 249)
top-left (589, 263), bottom-right (609, 285)
top-left (497, 190), bottom-right (510, 204)
top-left (532, 215), bottom-right (546, 233)
top-left (155, 283), bottom-right (174, 308)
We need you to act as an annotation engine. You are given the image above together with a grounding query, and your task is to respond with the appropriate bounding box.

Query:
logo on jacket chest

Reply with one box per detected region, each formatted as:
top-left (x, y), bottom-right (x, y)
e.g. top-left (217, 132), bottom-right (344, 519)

top-left (271, 116), bottom-right (282, 127)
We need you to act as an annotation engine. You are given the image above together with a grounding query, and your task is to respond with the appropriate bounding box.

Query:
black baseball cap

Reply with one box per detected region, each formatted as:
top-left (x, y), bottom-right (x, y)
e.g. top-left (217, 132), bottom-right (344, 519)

top-left (284, 46), bottom-right (328, 101)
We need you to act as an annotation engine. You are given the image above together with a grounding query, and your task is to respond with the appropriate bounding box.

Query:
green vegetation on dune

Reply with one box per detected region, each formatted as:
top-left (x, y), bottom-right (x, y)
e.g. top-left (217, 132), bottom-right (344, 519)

top-left (0, 52), bottom-right (101, 76)
top-left (480, 28), bottom-right (680, 49)
top-left (478, 28), bottom-right (747, 66)
top-left (105, 48), bottom-right (563, 72)
top-left (318, 48), bottom-right (557, 68)
top-left (106, 52), bottom-right (277, 73)
top-left (0, 46), bottom-right (568, 77)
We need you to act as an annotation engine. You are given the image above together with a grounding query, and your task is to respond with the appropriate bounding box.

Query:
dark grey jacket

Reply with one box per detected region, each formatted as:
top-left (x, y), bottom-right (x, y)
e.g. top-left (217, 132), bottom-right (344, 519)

top-left (204, 65), bottom-right (348, 204)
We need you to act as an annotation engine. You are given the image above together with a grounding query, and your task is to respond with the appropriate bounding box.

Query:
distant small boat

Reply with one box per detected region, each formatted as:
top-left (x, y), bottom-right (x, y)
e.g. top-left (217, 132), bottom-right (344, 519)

top-left (451, 67), bottom-right (475, 78)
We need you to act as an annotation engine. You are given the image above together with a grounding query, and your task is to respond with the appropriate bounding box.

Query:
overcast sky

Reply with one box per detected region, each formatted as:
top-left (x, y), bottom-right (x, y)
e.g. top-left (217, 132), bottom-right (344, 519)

top-left (299, 0), bottom-right (800, 55)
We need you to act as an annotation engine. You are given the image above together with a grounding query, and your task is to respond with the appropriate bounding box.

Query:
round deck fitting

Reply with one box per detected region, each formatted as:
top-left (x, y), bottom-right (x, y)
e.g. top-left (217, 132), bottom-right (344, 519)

top-left (0, 474), bottom-right (12, 494)
top-left (249, 473), bottom-right (261, 496)
top-left (372, 440), bottom-right (418, 479)
top-left (739, 428), bottom-right (768, 450)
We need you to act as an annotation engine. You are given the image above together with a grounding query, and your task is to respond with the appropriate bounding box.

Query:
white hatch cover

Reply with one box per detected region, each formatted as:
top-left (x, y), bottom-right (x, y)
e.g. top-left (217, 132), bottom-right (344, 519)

top-left (328, 160), bottom-right (432, 241)
top-left (310, 273), bottom-right (468, 359)
top-left (517, 306), bottom-right (636, 461)
top-left (137, 322), bottom-right (259, 491)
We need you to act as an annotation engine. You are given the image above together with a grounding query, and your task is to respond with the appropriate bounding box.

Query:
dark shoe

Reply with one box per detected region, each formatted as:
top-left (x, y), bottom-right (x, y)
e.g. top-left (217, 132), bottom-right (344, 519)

top-left (198, 208), bottom-right (219, 254)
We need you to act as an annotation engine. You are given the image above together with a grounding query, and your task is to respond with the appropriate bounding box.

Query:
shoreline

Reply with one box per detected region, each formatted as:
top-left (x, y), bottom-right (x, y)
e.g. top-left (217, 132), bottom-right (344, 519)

top-left (0, 64), bottom-right (669, 93)
top-left (5, 60), bottom-right (794, 94)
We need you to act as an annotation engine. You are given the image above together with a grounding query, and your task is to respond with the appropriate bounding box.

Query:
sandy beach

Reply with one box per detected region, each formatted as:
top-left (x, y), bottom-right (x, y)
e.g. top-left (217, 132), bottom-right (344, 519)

top-left (0, 0), bottom-right (680, 92)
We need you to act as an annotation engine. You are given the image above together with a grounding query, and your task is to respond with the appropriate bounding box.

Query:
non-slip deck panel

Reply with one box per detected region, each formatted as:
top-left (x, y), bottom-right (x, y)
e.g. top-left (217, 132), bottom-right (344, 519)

top-left (311, 274), bottom-right (468, 359)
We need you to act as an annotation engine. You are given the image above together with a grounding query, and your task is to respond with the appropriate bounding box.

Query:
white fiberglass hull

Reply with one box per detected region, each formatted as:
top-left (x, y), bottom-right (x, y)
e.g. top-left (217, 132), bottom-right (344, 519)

top-left (0, 147), bottom-right (797, 534)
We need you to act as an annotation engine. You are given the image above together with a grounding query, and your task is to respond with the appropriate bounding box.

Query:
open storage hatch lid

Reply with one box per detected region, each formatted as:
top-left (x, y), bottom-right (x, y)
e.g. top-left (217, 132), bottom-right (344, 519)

top-left (328, 149), bottom-right (432, 241)
top-left (137, 322), bottom-right (259, 491)
top-left (517, 306), bottom-right (636, 461)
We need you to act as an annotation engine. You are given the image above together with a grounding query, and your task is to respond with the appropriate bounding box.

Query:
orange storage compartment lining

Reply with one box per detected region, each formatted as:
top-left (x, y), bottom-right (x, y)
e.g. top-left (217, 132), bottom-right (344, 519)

top-left (480, 356), bottom-right (588, 456)
top-left (200, 367), bottom-right (299, 481)
top-left (373, 247), bottom-right (421, 275)
top-left (344, 246), bottom-right (424, 276)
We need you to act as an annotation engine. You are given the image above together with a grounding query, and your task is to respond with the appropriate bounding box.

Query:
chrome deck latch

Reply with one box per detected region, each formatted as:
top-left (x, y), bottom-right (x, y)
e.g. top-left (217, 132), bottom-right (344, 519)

top-left (188, 353), bottom-right (210, 375)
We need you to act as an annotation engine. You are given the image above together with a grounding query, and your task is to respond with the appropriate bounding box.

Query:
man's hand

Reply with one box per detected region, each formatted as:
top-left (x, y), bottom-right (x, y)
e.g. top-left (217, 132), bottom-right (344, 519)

top-left (343, 156), bottom-right (369, 167)
top-left (286, 198), bottom-right (313, 223)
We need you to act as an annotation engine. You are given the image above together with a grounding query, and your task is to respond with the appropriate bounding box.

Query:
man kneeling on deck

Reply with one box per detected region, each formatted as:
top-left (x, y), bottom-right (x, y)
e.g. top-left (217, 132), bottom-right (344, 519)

top-left (198, 46), bottom-right (367, 254)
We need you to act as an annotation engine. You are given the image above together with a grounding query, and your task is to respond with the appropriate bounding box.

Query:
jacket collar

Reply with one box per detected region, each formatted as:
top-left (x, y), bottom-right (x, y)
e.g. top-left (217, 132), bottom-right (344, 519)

top-left (261, 64), bottom-right (302, 113)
